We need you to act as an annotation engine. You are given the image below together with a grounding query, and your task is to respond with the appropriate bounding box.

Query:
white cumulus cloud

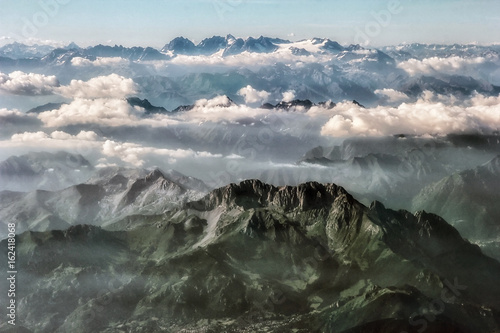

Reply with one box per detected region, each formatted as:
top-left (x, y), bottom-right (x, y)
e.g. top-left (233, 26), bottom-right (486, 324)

top-left (11, 130), bottom-right (101, 143)
top-left (3, 130), bottom-right (102, 158)
top-left (0, 71), bottom-right (59, 95)
top-left (102, 140), bottom-right (222, 166)
top-left (375, 89), bottom-right (410, 103)
top-left (176, 95), bottom-right (268, 123)
top-left (238, 85), bottom-right (271, 104)
top-left (320, 95), bottom-right (500, 137)
top-left (38, 98), bottom-right (144, 127)
top-left (11, 131), bottom-right (49, 142)
top-left (282, 90), bottom-right (296, 102)
top-left (49, 130), bottom-right (100, 141)
top-left (56, 74), bottom-right (137, 99)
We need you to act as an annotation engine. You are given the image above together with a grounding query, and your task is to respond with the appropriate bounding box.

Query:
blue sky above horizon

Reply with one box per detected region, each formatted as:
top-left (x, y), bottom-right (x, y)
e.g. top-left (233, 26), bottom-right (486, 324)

top-left (0, 0), bottom-right (499, 48)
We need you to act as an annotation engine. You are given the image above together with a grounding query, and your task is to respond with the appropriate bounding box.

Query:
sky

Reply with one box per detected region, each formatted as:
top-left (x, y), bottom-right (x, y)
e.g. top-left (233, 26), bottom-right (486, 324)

top-left (0, 0), bottom-right (499, 47)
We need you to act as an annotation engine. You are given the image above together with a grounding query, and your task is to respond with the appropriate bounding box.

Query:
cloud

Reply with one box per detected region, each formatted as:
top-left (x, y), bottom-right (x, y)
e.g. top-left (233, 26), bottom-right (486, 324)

top-left (175, 96), bottom-right (269, 123)
top-left (1, 131), bottom-right (224, 168)
top-left (0, 36), bottom-right (14, 46)
top-left (11, 131), bottom-right (50, 142)
top-left (0, 72), bottom-right (136, 100)
top-left (194, 95), bottom-right (234, 108)
top-left (56, 74), bottom-right (137, 99)
top-left (225, 154), bottom-right (245, 159)
top-left (71, 57), bottom-right (130, 67)
top-left (238, 85), bottom-right (270, 104)
top-left (320, 95), bottom-right (500, 137)
top-left (146, 47), bottom-right (329, 74)
top-left (419, 90), bottom-right (460, 105)
top-left (0, 71), bottom-right (59, 95)
top-left (470, 93), bottom-right (500, 107)
top-left (50, 130), bottom-right (100, 141)
top-left (38, 98), bottom-right (144, 127)
top-left (375, 89), bottom-right (410, 103)
top-left (0, 108), bottom-right (41, 126)
top-left (282, 90), bottom-right (296, 102)
top-left (102, 140), bottom-right (222, 166)
top-left (397, 56), bottom-right (488, 76)
top-left (0, 130), bottom-right (102, 160)
top-left (11, 130), bottom-right (100, 142)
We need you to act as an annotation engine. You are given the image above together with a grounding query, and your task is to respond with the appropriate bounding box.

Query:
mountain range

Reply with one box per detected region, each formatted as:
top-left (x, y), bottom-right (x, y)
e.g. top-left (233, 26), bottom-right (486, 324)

top-left (0, 151), bottom-right (93, 192)
top-left (2, 37), bottom-right (499, 60)
top-left (297, 135), bottom-right (499, 210)
top-left (0, 165), bottom-right (208, 238)
top-left (1, 178), bottom-right (500, 332)
top-left (2, 37), bottom-right (499, 108)
top-left (2, 36), bottom-right (500, 332)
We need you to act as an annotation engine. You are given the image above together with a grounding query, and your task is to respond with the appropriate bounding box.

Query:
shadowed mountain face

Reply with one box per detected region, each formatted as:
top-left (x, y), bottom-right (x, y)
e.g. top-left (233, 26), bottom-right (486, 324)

top-left (1, 180), bottom-right (499, 333)
top-left (413, 156), bottom-right (500, 260)
top-left (297, 136), bottom-right (500, 210)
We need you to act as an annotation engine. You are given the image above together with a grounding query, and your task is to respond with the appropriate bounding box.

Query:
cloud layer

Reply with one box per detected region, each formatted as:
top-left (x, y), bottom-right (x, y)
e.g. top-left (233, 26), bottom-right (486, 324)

top-left (71, 57), bottom-right (130, 67)
top-left (1, 129), bottom-right (224, 168)
top-left (397, 56), bottom-right (489, 76)
top-left (375, 89), bottom-right (410, 104)
top-left (320, 93), bottom-right (500, 137)
top-left (102, 140), bottom-right (222, 166)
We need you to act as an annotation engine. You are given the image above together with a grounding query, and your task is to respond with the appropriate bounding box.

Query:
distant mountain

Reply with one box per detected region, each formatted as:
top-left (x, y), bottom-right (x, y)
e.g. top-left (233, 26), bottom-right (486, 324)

top-left (311, 37), bottom-right (344, 53)
top-left (40, 48), bottom-right (87, 66)
top-left (2, 37), bottom-right (499, 109)
top-left (162, 35), bottom-right (285, 56)
top-left (25, 98), bottom-right (169, 115)
top-left (161, 36), bottom-right (197, 54)
top-left (27, 102), bottom-right (66, 114)
top-left (400, 75), bottom-right (500, 98)
top-left (0, 167), bottom-right (209, 238)
top-left (126, 97), bottom-right (168, 114)
top-left (196, 35), bottom-right (228, 55)
top-left (223, 36), bottom-right (280, 56)
top-left (260, 99), bottom-right (334, 111)
top-left (3, 38), bottom-right (499, 65)
top-left (133, 72), bottom-right (250, 109)
top-left (85, 44), bottom-right (168, 61)
top-left (382, 43), bottom-right (500, 61)
top-left (273, 99), bottom-right (314, 110)
top-left (0, 43), bottom-right (167, 68)
top-left (65, 42), bottom-right (81, 50)
top-left (168, 95), bottom-right (236, 113)
top-left (1, 180), bottom-right (499, 332)
top-left (298, 136), bottom-right (499, 210)
top-left (0, 42), bottom-right (57, 59)
top-left (412, 156), bottom-right (500, 259)
top-left (171, 104), bottom-right (195, 112)
top-left (0, 151), bottom-right (93, 192)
